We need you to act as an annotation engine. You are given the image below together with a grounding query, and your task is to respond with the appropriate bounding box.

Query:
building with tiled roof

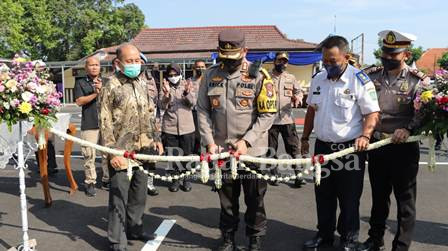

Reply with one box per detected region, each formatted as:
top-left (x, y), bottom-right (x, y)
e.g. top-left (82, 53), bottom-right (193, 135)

top-left (416, 48), bottom-right (448, 78)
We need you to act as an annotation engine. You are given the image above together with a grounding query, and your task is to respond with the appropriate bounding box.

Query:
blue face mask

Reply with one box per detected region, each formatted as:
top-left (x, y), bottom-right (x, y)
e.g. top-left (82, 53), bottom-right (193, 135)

top-left (121, 63), bottom-right (141, 78)
top-left (324, 63), bottom-right (344, 79)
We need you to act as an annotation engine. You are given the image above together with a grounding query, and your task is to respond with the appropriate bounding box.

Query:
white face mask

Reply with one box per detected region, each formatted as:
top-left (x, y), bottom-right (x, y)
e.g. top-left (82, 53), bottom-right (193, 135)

top-left (168, 75), bottom-right (181, 84)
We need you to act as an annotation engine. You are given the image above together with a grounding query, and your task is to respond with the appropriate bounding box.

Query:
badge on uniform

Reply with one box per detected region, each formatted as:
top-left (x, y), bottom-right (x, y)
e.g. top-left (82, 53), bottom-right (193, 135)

top-left (211, 97), bottom-right (220, 108)
top-left (399, 81), bottom-right (409, 92)
top-left (344, 88), bottom-right (351, 94)
top-left (241, 74), bottom-right (253, 83)
top-left (266, 83), bottom-right (274, 98)
top-left (212, 76), bottom-right (223, 82)
top-left (356, 71), bottom-right (371, 85)
top-left (239, 99), bottom-right (249, 107)
top-left (242, 90), bottom-right (253, 97)
top-left (313, 86), bottom-right (321, 95)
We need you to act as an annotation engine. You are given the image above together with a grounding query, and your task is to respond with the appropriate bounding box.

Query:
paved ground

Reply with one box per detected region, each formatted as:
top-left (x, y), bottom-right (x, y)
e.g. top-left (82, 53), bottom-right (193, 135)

top-left (0, 105), bottom-right (447, 251)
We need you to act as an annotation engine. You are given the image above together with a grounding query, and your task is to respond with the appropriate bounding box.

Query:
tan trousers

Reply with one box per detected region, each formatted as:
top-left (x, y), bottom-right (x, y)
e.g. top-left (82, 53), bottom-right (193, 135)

top-left (81, 129), bottom-right (109, 184)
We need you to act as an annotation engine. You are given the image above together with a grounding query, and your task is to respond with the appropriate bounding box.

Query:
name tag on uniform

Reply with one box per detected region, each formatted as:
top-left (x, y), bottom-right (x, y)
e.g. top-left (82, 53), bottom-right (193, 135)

top-left (208, 82), bottom-right (224, 88)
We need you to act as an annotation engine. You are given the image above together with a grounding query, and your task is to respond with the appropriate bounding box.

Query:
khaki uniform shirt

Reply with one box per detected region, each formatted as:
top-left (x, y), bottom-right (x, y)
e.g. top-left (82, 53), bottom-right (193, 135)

top-left (270, 70), bottom-right (303, 125)
top-left (159, 79), bottom-right (196, 135)
top-left (366, 65), bottom-right (429, 134)
top-left (197, 60), bottom-right (277, 157)
top-left (100, 73), bottom-right (160, 160)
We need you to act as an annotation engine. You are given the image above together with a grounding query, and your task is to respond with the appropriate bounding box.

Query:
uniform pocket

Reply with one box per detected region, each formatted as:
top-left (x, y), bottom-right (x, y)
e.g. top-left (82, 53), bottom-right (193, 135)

top-left (208, 87), bottom-right (225, 109)
top-left (334, 95), bottom-right (355, 122)
top-left (284, 83), bottom-right (293, 97)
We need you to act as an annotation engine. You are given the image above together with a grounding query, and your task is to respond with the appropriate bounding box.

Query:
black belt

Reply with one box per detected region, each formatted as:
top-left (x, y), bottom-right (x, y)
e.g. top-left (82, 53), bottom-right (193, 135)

top-left (316, 138), bottom-right (356, 150)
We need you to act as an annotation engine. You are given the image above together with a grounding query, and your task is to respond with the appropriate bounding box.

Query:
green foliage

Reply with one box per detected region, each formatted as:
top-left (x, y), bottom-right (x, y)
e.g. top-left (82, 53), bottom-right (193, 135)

top-left (373, 39), bottom-right (424, 65)
top-left (0, 0), bottom-right (145, 61)
top-left (438, 52), bottom-right (448, 70)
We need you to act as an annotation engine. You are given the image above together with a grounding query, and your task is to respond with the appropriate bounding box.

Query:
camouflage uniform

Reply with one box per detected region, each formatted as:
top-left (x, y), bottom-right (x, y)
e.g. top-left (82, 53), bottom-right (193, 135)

top-left (100, 72), bottom-right (160, 250)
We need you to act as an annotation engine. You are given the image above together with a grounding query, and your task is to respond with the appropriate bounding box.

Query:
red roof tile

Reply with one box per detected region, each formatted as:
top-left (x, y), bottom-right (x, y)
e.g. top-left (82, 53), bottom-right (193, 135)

top-left (416, 48), bottom-right (448, 77)
top-left (101, 25), bottom-right (316, 60)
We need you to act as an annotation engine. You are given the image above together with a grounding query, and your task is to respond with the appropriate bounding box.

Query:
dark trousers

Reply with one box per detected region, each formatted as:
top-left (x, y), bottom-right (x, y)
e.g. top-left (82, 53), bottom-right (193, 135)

top-left (368, 141), bottom-right (419, 251)
top-left (162, 132), bottom-right (195, 175)
top-left (192, 110), bottom-right (201, 154)
top-left (219, 163), bottom-right (268, 237)
top-left (268, 124), bottom-right (302, 176)
top-left (314, 139), bottom-right (366, 241)
top-left (35, 140), bottom-right (57, 170)
top-left (108, 166), bottom-right (147, 249)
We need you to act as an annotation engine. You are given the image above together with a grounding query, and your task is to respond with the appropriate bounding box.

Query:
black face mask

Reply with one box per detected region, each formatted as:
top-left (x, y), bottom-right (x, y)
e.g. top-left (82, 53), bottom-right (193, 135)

top-left (324, 63), bottom-right (345, 79)
top-left (195, 69), bottom-right (205, 77)
top-left (274, 63), bottom-right (286, 72)
top-left (381, 57), bottom-right (402, 71)
top-left (222, 59), bottom-right (242, 72)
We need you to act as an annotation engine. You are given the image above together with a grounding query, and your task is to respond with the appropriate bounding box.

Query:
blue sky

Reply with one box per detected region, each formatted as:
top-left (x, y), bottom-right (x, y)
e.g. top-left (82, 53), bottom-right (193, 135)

top-left (128, 0), bottom-right (447, 65)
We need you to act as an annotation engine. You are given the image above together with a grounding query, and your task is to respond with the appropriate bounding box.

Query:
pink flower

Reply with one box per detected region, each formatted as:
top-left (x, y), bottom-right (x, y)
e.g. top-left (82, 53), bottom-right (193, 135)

top-left (413, 100), bottom-right (422, 110)
top-left (0, 84), bottom-right (4, 92)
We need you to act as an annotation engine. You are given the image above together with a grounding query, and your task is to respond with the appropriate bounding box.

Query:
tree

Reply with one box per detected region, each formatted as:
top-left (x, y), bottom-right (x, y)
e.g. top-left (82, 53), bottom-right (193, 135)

top-left (0, 0), bottom-right (145, 61)
top-left (438, 52), bottom-right (448, 70)
top-left (373, 39), bottom-right (424, 65)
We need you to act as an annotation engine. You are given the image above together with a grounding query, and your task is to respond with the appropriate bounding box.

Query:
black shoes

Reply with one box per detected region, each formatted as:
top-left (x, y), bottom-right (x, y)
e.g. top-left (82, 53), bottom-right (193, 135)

top-left (84, 183), bottom-right (96, 197)
top-left (294, 178), bottom-right (307, 188)
top-left (170, 178), bottom-right (192, 192)
top-left (339, 240), bottom-right (359, 251)
top-left (127, 231), bottom-right (157, 242)
top-left (248, 236), bottom-right (263, 251)
top-left (181, 177), bottom-right (192, 192)
top-left (303, 235), bottom-right (334, 249)
top-left (358, 238), bottom-right (385, 251)
top-left (102, 180), bottom-right (110, 190)
top-left (169, 179), bottom-right (180, 192)
top-left (216, 231), bottom-right (236, 251)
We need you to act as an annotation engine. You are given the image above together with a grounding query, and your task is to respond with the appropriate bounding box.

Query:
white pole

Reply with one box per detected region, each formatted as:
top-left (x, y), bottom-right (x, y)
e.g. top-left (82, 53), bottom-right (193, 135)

top-left (18, 122), bottom-right (30, 251)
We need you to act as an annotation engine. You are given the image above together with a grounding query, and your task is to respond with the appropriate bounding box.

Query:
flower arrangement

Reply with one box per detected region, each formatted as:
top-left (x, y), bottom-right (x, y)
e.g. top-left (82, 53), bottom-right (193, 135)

top-left (0, 54), bottom-right (62, 145)
top-left (414, 69), bottom-right (448, 137)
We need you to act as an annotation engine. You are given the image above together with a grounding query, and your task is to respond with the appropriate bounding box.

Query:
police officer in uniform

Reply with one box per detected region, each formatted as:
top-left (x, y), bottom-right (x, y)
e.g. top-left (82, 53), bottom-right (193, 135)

top-left (268, 51), bottom-right (306, 187)
top-left (160, 63), bottom-right (196, 192)
top-left (197, 29), bottom-right (277, 251)
top-left (301, 36), bottom-right (380, 251)
top-left (190, 60), bottom-right (207, 154)
top-left (359, 30), bottom-right (429, 251)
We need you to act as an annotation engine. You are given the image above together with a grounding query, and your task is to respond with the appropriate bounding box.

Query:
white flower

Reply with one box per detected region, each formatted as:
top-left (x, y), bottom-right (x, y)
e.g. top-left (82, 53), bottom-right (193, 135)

top-left (5, 79), bottom-right (18, 92)
top-left (3, 102), bottom-right (10, 110)
top-left (21, 91), bottom-right (34, 102)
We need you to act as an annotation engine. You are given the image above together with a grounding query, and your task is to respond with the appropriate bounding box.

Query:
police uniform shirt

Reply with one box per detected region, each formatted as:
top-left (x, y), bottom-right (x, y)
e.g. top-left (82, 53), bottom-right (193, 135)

top-left (306, 64), bottom-right (380, 143)
top-left (367, 65), bottom-right (429, 134)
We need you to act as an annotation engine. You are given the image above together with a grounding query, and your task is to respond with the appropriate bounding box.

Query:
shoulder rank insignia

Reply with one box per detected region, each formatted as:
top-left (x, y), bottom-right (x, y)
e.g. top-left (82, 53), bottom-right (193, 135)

top-left (410, 69), bottom-right (427, 80)
top-left (399, 81), bottom-right (409, 92)
top-left (362, 65), bottom-right (383, 75)
top-left (211, 76), bottom-right (223, 82)
top-left (356, 71), bottom-right (371, 85)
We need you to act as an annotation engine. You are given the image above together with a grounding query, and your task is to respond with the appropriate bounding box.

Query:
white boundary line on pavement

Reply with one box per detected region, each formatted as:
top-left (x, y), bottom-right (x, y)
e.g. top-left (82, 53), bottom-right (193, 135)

top-left (141, 219), bottom-right (176, 251)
